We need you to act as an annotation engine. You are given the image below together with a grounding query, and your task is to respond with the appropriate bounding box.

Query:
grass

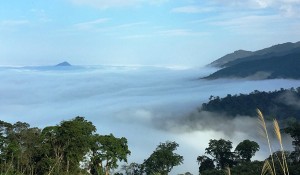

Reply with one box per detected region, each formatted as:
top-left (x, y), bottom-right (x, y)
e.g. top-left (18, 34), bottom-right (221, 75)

top-left (257, 109), bottom-right (289, 175)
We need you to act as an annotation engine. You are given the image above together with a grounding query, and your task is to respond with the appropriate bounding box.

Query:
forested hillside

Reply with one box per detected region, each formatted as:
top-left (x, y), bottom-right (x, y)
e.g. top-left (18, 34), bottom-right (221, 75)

top-left (209, 41), bottom-right (300, 68)
top-left (200, 87), bottom-right (300, 120)
top-left (205, 52), bottom-right (300, 80)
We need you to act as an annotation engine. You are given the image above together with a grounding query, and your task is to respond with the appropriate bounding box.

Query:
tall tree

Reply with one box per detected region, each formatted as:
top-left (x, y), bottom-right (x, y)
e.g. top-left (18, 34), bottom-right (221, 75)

top-left (40, 116), bottom-right (96, 174)
top-left (235, 139), bottom-right (260, 162)
top-left (89, 134), bottom-right (131, 175)
top-left (205, 139), bottom-right (235, 169)
top-left (197, 155), bottom-right (215, 174)
top-left (59, 116), bottom-right (96, 173)
top-left (121, 162), bottom-right (143, 175)
top-left (285, 121), bottom-right (300, 163)
top-left (143, 141), bottom-right (183, 175)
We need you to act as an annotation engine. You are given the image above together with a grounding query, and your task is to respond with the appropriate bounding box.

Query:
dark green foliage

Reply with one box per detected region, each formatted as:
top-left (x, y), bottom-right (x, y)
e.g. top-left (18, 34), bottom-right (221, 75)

top-left (197, 155), bottom-right (215, 173)
top-left (59, 116), bottom-right (96, 173)
top-left (121, 162), bottom-right (143, 175)
top-left (0, 117), bottom-right (129, 175)
top-left (230, 161), bottom-right (264, 175)
top-left (209, 41), bottom-right (300, 68)
top-left (89, 134), bottom-right (131, 175)
top-left (143, 141), bottom-right (183, 175)
top-left (285, 121), bottom-right (300, 163)
top-left (235, 140), bottom-right (260, 162)
top-left (205, 51), bottom-right (300, 79)
top-left (200, 87), bottom-right (300, 120)
top-left (39, 116), bottom-right (96, 174)
top-left (205, 139), bottom-right (235, 169)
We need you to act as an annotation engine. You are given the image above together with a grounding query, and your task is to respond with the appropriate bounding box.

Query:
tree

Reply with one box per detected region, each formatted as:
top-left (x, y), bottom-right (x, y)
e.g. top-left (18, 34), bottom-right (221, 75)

top-left (205, 139), bottom-right (235, 169)
top-left (59, 116), bottom-right (96, 173)
top-left (89, 134), bottom-right (131, 175)
top-left (40, 116), bottom-right (96, 174)
top-left (121, 162), bottom-right (143, 175)
top-left (197, 155), bottom-right (215, 174)
top-left (285, 121), bottom-right (300, 162)
top-left (235, 140), bottom-right (259, 162)
top-left (143, 141), bottom-right (183, 175)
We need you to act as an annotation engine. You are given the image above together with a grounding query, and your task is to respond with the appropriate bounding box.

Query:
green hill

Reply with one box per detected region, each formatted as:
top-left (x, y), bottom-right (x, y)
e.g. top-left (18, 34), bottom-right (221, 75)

top-left (199, 87), bottom-right (300, 120)
top-left (209, 41), bottom-right (300, 68)
top-left (204, 51), bottom-right (300, 80)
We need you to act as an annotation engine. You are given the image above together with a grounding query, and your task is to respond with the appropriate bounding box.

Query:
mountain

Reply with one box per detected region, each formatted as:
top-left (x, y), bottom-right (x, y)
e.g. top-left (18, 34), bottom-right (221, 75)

top-left (56, 61), bottom-right (72, 66)
top-left (204, 41), bottom-right (300, 80)
top-left (209, 41), bottom-right (300, 68)
top-left (209, 50), bottom-right (253, 67)
top-left (205, 51), bottom-right (300, 79)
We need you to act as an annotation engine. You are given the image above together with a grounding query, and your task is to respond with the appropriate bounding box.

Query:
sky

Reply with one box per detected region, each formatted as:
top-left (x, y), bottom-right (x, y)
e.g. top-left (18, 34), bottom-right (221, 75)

top-left (1, 0), bottom-right (300, 66)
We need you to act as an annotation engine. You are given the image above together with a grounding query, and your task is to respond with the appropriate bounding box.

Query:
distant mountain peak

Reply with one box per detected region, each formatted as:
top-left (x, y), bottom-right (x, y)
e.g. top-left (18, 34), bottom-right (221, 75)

top-left (209, 41), bottom-right (300, 68)
top-left (209, 50), bottom-right (253, 67)
top-left (56, 61), bottom-right (71, 66)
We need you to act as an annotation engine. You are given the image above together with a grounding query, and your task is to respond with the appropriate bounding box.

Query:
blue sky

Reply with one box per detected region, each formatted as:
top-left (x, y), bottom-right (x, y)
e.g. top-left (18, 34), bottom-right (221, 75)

top-left (1, 0), bottom-right (300, 66)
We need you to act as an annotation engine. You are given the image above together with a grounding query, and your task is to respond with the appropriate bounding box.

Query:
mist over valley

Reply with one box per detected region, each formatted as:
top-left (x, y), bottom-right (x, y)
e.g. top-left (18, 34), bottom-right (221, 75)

top-left (1, 65), bottom-right (300, 174)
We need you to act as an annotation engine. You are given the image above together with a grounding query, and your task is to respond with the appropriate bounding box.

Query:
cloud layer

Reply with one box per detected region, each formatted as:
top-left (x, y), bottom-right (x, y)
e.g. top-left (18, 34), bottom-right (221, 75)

top-left (1, 66), bottom-right (299, 174)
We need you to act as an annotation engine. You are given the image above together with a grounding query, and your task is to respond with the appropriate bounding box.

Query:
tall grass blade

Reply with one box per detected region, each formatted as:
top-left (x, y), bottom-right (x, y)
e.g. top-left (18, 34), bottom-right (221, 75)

top-left (261, 160), bottom-right (274, 175)
top-left (257, 109), bottom-right (276, 175)
top-left (225, 166), bottom-right (231, 175)
top-left (273, 119), bottom-right (289, 175)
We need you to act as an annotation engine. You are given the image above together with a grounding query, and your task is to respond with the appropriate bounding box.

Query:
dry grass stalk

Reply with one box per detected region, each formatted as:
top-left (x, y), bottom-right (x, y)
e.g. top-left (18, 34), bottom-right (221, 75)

top-left (261, 160), bottom-right (274, 175)
top-left (257, 109), bottom-right (277, 175)
top-left (273, 119), bottom-right (289, 175)
top-left (225, 166), bottom-right (231, 175)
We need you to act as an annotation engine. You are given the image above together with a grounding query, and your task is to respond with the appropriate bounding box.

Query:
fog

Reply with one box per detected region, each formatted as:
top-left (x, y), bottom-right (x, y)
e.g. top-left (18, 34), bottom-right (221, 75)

top-left (1, 65), bottom-right (300, 174)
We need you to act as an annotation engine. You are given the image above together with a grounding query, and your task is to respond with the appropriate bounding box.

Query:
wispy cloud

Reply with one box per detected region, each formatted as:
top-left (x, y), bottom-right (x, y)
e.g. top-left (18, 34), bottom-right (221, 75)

top-left (120, 34), bottom-right (152, 39)
top-left (157, 29), bottom-right (207, 37)
top-left (30, 9), bottom-right (52, 22)
top-left (171, 6), bottom-right (213, 14)
top-left (69, 0), bottom-right (139, 9)
top-left (69, 0), bottom-right (169, 9)
top-left (211, 14), bottom-right (284, 34)
top-left (74, 18), bottom-right (110, 30)
top-left (115, 21), bottom-right (148, 29)
top-left (0, 20), bottom-right (29, 32)
top-left (0, 20), bottom-right (29, 27)
top-left (211, 14), bottom-right (280, 27)
top-left (212, 0), bottom-right (300, 17)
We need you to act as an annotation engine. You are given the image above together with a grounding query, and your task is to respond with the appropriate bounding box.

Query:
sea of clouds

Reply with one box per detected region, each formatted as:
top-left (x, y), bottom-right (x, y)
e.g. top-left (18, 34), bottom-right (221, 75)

top-left (1, 65), bottom-right (300, 174)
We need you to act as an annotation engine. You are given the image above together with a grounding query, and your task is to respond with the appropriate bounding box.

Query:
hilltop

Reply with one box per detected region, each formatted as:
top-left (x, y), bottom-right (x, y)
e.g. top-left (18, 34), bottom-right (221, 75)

top-left (205, 41), bottom-right (300, 80)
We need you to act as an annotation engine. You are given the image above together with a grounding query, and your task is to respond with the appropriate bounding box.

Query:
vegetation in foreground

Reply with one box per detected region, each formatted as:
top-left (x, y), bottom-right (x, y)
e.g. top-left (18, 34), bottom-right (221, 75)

top-left (0, 110), bottom-right (300, 175)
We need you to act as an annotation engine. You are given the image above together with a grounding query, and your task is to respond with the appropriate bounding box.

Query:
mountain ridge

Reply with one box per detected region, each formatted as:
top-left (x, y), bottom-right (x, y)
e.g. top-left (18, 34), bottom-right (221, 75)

top-left (205, 41), bottom-right (300, 80)
top-left (209, 41), bottom-right (300, 68)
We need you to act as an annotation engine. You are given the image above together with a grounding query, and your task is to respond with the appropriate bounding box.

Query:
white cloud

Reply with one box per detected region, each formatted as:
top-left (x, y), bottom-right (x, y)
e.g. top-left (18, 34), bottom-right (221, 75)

top-left (202, 13), bottom-right (288, 35)
top-left (69, 0), bottom-right (139, 9)
top-left (30, 9), bottom-right (52, 23)
top-left (279, 4), bottom-right (300, 17)
top-left (0, 20), bottom-right (29, 27)
top-left (213, 0), bottom-right (300, 17)
top-left (171, 6), bottom-right (213, 13)
top-left (157, 29), bottom-right (206, 36)
top-left (74, 18), bottom-right (110, 30)
top-left (69, 0), bottom-right (169, 9)
top-left (0, 20), bottom-right (30, 32)
top-left (120, 34), bottom-right (152, 39)
top-left (114, 21), bottom-right (148, 29)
